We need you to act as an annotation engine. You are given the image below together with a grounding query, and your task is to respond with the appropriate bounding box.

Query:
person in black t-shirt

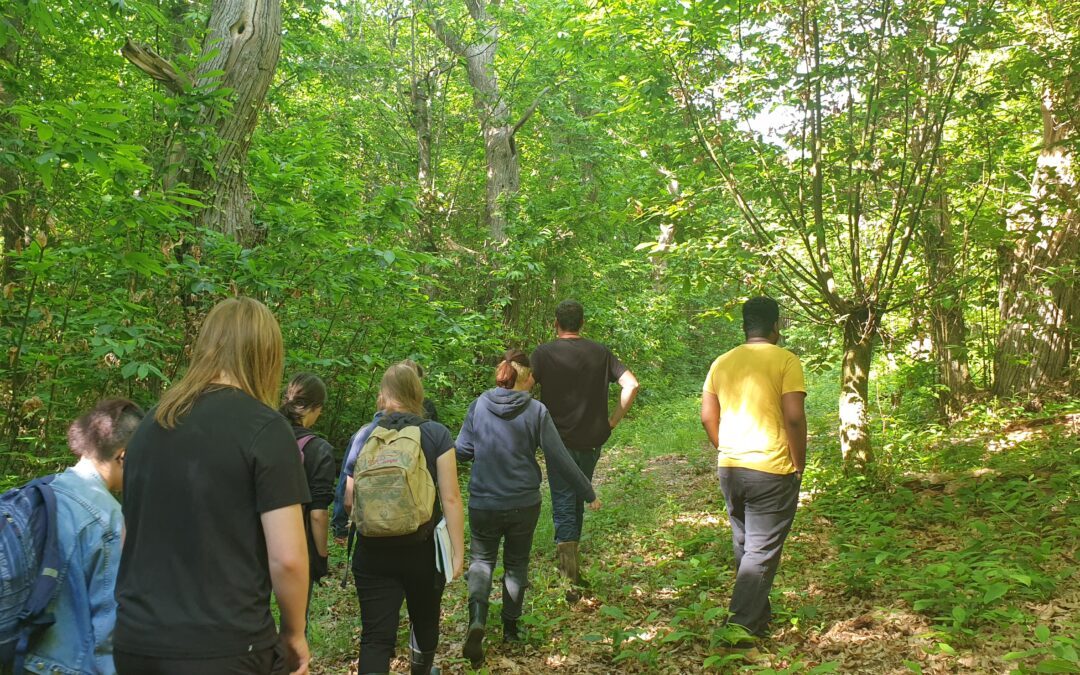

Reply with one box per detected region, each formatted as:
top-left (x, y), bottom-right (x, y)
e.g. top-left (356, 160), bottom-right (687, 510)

top-left (350, 363), bottom-right (464, 675)
top-left (279, 373), bottom-right (337, 613)
top-left (114, 297), bottom-right (311, 675)
top-left (531, 300), bottom-right (639, 593)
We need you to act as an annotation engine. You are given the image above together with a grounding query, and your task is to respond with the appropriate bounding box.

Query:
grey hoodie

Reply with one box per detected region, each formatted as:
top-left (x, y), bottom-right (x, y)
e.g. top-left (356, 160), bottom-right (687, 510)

top-left (456, 388), bottom-right (597, 510)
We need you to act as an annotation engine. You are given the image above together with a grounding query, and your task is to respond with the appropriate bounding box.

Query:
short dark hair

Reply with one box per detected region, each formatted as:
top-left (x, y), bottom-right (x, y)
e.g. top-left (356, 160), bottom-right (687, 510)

top-left (67, 399), bottom-right (145, 462)
top-left (742, 296), bottom-right (780, 337)
top-left (280, 372), bottom-right (328, 426)
top-left (555, 300), bottom-right (584, 332)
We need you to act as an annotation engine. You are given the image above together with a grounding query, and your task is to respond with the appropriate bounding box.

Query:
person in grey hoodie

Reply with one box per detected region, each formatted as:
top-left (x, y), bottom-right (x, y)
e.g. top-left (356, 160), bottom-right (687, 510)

top-left (455, 349), bottom-right (601, 667)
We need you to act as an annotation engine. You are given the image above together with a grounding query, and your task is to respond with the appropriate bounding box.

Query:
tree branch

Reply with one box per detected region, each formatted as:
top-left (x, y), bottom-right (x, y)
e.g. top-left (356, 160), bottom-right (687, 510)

top-left (121, 39), bottom-right (191, 94)
top-left (511, 85), bottom-right (552, 136)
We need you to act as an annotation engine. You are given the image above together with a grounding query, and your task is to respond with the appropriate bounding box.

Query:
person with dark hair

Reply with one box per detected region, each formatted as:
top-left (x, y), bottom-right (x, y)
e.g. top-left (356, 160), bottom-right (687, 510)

top-left (700, 296), bottom-right (807, 644)
top-left (455, 350), bottom-right (600, 666)
top-left (279, 373), bottom-right (337, 611)
top-left (531, 299), bottom-right (638, 594)
top-left (115, 297), bottom-right (311, 675)
top-left (21, 399), bottom-right (144, 674)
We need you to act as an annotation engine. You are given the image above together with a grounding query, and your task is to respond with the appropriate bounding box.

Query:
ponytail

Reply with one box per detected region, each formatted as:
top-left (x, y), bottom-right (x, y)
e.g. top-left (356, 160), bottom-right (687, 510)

top-left (496, 349), bottom-right (531, 388)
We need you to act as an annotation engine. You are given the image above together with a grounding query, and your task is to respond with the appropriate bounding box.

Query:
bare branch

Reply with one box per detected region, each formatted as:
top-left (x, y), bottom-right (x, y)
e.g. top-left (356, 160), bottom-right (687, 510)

top-left (121, 39), bottom-right (191, 94)
top-left (511, 85), bottom-right (552, 136)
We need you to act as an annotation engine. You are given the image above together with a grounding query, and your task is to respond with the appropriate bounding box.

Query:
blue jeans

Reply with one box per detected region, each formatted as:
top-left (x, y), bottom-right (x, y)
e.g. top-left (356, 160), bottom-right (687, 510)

top-left (467, 504), bottom-right (541, 621)
top-left (717, 467), bottom-right (800, 636)
top-left (331, 470), bottom-right (348, 536)
top-left (549, 447), bottom-right (601, 543)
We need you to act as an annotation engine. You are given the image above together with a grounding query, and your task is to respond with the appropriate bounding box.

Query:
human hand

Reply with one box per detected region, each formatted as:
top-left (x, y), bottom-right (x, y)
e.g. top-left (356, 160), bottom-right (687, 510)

top-left (452, 550), bottom-right (464, 580)
top-left (311, 554), bottom-right (329, 585)
top-left (588, 498), bottom-right (601, 510)
top-left (281, 628), bottom-right (310, 675)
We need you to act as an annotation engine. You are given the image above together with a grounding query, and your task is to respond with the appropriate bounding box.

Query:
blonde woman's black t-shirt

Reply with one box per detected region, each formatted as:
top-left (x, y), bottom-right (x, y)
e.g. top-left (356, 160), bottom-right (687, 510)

top-left (531, 337), bottom-right (628, 450)
top-left (115, 387), bottom-right (311, 658)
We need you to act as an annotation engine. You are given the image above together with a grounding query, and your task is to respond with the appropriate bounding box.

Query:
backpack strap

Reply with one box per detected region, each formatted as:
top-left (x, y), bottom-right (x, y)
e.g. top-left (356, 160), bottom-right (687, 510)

top-left (13, 476), bottom-right (61, 673)
top-left (297, 434), bottom-right (316, 463)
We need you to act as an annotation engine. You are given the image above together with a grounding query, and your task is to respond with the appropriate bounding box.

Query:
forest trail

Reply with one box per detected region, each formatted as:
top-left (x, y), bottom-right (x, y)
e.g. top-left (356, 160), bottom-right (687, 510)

top-left (309, 397), bottom-right (1079, 674)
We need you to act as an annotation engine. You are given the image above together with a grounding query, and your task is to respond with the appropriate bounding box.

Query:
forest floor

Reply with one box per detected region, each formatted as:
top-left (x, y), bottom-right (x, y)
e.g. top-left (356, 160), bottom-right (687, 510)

top-left (308, 394), bottom-right (1080, 674)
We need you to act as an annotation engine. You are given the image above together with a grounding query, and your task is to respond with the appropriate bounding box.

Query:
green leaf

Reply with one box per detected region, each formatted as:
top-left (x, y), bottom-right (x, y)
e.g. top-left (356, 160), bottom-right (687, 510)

top-left (982, 582), bottom-right (1009, 604)
top-left (1034, 659), bottom-right (1080, 674)
top-left (1035, 625), bottom-right (1051, 642)
top-left (601, 606), bottom-right (628, 620)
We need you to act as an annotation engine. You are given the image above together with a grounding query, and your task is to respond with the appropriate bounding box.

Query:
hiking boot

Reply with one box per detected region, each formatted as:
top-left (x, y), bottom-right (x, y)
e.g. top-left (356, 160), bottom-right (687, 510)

top-left (503, 618), bottom-right (523, 643)
top-left (409, 648), bottom-right (440, 675)
top-left (462, 600), bottom-right (488, 666)
top-left (556, 541), bottom-right (580, 585)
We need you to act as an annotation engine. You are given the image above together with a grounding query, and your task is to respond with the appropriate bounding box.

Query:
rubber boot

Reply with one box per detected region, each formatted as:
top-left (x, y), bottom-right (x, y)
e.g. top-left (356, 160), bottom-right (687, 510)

top-left (557, 541), bottom-right (582, 601)
top-left (503, 618), bottom-right (523, 643)
top-left (409, 648), bottom-right (440, 675)
top-left (462, 600), bottom-right (488, 667)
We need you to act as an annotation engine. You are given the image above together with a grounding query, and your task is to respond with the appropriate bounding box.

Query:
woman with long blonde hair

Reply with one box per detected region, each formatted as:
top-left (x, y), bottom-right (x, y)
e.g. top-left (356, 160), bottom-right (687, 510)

top-left (349, 362), bottom-right (464, 675)
top-left (114, 297), bottom-right (311, 675)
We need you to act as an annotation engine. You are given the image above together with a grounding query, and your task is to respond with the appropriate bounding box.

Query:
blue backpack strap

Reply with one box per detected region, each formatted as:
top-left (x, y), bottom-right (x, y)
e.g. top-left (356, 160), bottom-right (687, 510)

top-left (13, 476), bottom-right (61, 673)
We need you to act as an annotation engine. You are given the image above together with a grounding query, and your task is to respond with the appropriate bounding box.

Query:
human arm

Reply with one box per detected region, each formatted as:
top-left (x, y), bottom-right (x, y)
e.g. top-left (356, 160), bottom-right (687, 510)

top-left (539, 410), bottom-right (598, 506)
top-left (454, 400), bottom-right (478, 462)
top-left (308, 441), bottom-right (336, 560)
top-left (701, 392), bottom-right (720, 450)
top-left (84, 525), bottom-right (120, 675)
top-left (608, 369), bottom-right (640, 429)
top-left (262, 505), bottom-right (310, 675)
top-left (436, 450), bottom-right (465, 579)
top-left (782, 392), bottom-right (808, 473)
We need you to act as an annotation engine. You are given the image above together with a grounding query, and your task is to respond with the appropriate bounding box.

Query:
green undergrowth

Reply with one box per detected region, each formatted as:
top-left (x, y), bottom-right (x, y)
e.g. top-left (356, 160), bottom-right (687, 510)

top-left (304, 390), bottom-right (1080, 673)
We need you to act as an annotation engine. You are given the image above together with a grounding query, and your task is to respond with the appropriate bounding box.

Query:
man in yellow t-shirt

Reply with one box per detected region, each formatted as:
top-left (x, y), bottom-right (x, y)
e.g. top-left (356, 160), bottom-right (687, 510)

top-left (700, 296), bottom-right (807, 643)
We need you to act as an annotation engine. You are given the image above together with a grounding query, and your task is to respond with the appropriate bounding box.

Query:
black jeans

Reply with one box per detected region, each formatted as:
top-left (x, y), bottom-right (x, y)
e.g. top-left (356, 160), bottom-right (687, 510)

top-left (717, 467), bottom-right (801, 636)
top-left (467, 503), bottom-right (542, 621)
top-left (352, 537), bottom-right (446, 674)
top-left (549, 447), bottom-right (601, 543)
top-left (114, 643), bottom-right (286, 675)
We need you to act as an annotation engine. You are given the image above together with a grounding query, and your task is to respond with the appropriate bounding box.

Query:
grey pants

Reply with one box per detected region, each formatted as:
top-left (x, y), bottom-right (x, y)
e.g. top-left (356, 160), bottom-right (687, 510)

top-left (718, 467), bottom-right (801, 636)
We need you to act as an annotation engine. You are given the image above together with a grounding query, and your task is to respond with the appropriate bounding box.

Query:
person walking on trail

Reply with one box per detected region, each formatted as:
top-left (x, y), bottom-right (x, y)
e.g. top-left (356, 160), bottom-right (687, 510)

top-left (699, 296), bottom-right (807, 644)
top-left (455, 350), bottom-right (601, 667)
top-left (15, 399), bottom-right (144, 675)
top-left (114, 297), bottom-right (311, 675)
top-left (349, 363), bottom-right (464, 675)
top-left (531, 300), bottom-right (639, 592)
top-left (331, 360), bottom-right (438, 539)
top-left (279, 373), bottom-right (337, 615)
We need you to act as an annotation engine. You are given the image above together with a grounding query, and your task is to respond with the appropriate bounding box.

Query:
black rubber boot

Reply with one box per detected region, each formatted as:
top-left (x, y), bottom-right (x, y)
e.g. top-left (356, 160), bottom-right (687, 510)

top-left (462, 600), bottom-right (488, 666)
top-left (503, 618), bottom-right (523, 643)
top-left (409, 648), bottom-right (440, 675)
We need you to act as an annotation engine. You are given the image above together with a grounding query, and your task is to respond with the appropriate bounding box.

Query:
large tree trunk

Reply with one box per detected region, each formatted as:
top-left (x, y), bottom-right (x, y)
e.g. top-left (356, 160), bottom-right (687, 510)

top-left (430, 0), bottom-right (539, 243)
top-left (839, 308), bottom-right (877, 471)
top-left (995, 87), bottom-right (1079, 397)
top-left (123, 0), bottom-right (281, 246)
top-left (924, 191), bottom-right (972, 419)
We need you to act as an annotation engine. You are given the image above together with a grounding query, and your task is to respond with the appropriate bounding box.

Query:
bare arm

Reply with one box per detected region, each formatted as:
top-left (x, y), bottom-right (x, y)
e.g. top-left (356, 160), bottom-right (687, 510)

top-left (262, 505), bottom-right (310, 675)
top-left (701, 392), bottom-right (720, 450)
top-left (344, 475), bottom-right (354, 512)
top-left (436, 450), bottom-right (465, 579)
top-left (609, 370), bottom-right (640, 429)
top-left (782, 391), bottom-right (808, 473)
top-left (308, 510), bottom-right (329, 557)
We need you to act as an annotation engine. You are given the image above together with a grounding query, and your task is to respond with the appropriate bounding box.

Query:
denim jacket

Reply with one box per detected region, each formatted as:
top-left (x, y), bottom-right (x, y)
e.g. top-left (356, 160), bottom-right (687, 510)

top-left (23, 460), bottom-right (122, 675)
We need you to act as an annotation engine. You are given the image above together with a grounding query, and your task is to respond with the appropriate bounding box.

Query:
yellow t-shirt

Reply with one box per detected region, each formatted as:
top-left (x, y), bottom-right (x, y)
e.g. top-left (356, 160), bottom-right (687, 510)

top-left (702, 343), bottom-right (806, 475)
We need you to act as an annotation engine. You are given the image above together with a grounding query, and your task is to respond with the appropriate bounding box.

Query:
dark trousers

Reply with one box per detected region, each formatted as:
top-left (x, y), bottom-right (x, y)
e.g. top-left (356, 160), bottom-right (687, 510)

top-left (115, 643), bottom-right (286, 675)
top-left (352, 537), bottom-right (446, 674)
top-left (331, 468), bottom-right (349, 536)
top-left (467, 503), bottom-right (542, 621)
top-left (717, 467), bottom-right (800, 636)
top-left (549, 447), bottom-right (601, 543)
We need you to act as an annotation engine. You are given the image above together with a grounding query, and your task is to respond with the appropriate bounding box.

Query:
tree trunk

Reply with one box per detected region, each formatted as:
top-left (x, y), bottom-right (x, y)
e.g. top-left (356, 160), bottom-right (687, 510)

top-left (187, 0), bottom-right (281, 245)
top-left (125, 0), bottom-right (282, 246)
top-left (924, 190), bottom-right (972, 419)
top-left (839, 308), bottom-right (876, 472)
top-left (995, 87), bottom-right (1079, 397)
top-left (1, 19), bottom-right (25, 284)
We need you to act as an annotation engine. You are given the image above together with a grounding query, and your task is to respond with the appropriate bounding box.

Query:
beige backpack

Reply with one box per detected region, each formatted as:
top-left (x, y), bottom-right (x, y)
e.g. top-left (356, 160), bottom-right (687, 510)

top-left (351, 425), bottom-right (435, 537)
